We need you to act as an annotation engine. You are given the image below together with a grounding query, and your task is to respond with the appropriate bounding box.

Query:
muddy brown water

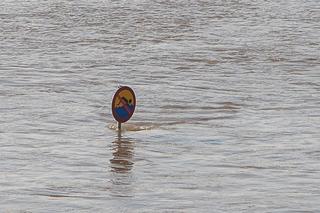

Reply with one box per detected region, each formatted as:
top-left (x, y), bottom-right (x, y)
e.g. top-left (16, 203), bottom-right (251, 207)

top-left (1, 0), bottom-right (320, 212)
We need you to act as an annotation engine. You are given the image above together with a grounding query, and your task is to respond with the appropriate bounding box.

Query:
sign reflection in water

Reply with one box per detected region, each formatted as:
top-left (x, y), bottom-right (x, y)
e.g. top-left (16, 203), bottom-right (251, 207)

top-left (110, 134), bottom-right (135, 173)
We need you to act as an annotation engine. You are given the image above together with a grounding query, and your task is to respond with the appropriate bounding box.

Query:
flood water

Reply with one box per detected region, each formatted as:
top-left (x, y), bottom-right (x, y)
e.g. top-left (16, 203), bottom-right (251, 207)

top-left (1, 0), bottom-right (320, 212)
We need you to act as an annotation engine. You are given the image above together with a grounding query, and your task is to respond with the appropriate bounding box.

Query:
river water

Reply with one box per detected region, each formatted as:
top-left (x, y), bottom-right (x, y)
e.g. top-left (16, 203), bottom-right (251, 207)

top-left (1, 0), bottom-right (320, 212)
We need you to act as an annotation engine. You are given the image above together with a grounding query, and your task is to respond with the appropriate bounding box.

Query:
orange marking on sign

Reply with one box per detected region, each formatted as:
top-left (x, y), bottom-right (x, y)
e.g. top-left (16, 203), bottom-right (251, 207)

top-left (117, 95), bottom-right (131, 114)
top-left (112, 86), bottom-right (136, 123)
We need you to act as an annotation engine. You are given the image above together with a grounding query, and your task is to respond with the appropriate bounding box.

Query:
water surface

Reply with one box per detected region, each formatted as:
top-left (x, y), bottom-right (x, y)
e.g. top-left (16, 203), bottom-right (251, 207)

top-left (1, 0), bottom-right (320, 212)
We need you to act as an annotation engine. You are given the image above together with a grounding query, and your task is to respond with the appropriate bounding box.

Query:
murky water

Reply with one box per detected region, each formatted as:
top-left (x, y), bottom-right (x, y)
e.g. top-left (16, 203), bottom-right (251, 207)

top-left (1, 0), bottom-right (320, 212)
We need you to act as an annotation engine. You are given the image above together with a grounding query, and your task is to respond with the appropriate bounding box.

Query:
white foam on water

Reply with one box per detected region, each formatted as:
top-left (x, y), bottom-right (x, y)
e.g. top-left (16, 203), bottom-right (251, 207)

top-left (108, 123), bottom-right (156, 132)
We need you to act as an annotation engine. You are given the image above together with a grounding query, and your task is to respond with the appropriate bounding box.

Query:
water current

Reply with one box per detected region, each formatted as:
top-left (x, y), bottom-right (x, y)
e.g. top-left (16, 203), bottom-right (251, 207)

top-left (0, 0), bottom-right (320, 212)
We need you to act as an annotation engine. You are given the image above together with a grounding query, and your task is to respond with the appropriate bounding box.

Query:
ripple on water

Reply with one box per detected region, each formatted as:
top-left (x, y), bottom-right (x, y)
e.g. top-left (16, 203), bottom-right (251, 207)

top-left (1, 0), bottom-right (320, 212)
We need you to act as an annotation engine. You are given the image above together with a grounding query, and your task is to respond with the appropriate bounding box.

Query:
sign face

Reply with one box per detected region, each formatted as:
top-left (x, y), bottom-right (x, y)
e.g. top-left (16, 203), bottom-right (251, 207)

top-left (112, 86), bottom-right (136, 123)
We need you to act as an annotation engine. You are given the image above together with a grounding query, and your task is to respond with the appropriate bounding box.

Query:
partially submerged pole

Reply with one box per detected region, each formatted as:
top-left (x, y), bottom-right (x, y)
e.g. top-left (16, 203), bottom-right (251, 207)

top-left (118, 122), bottom-right (121, 131)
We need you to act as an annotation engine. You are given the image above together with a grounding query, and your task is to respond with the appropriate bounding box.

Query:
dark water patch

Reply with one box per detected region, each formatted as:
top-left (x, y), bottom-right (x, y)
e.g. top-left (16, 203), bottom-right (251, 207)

top-left (161, 103), bottom-right (241, 111)
top-left (184, 58), bottom-right (220, 64)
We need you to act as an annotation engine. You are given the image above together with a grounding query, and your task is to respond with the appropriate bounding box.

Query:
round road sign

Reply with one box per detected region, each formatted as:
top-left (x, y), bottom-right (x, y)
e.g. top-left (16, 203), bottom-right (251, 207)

top-left (112, 86), bottom-right (136, 123)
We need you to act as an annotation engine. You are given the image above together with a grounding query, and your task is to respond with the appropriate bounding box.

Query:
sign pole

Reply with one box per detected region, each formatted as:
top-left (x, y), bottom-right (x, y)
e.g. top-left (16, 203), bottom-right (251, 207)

top-left (118, 122), bottom-right (121, 131)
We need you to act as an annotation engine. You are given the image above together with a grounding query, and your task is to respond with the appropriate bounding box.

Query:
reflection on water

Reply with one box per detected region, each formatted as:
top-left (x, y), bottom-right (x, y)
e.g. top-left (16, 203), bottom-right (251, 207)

top-left (109, 133), bottom-right (136, 198)
top-left (110, 133), bottom-right (135, 173)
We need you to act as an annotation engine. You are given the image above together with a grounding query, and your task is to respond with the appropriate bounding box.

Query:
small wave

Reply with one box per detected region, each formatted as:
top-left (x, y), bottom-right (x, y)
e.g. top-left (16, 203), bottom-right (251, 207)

top-left (107, 121), bottom-right (188, 132)
top-left (108, 123), bottom-right (157, 131)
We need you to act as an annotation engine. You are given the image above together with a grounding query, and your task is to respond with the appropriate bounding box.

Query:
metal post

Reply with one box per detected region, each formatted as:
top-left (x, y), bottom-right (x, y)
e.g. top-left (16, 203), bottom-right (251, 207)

top-left (118, 122), bottom-right (121, 132)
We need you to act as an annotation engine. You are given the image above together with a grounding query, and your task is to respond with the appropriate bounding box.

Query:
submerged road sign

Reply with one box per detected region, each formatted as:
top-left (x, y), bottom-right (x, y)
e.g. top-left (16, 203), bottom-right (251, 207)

top-left (112, 86), bottom-right (136, 123)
